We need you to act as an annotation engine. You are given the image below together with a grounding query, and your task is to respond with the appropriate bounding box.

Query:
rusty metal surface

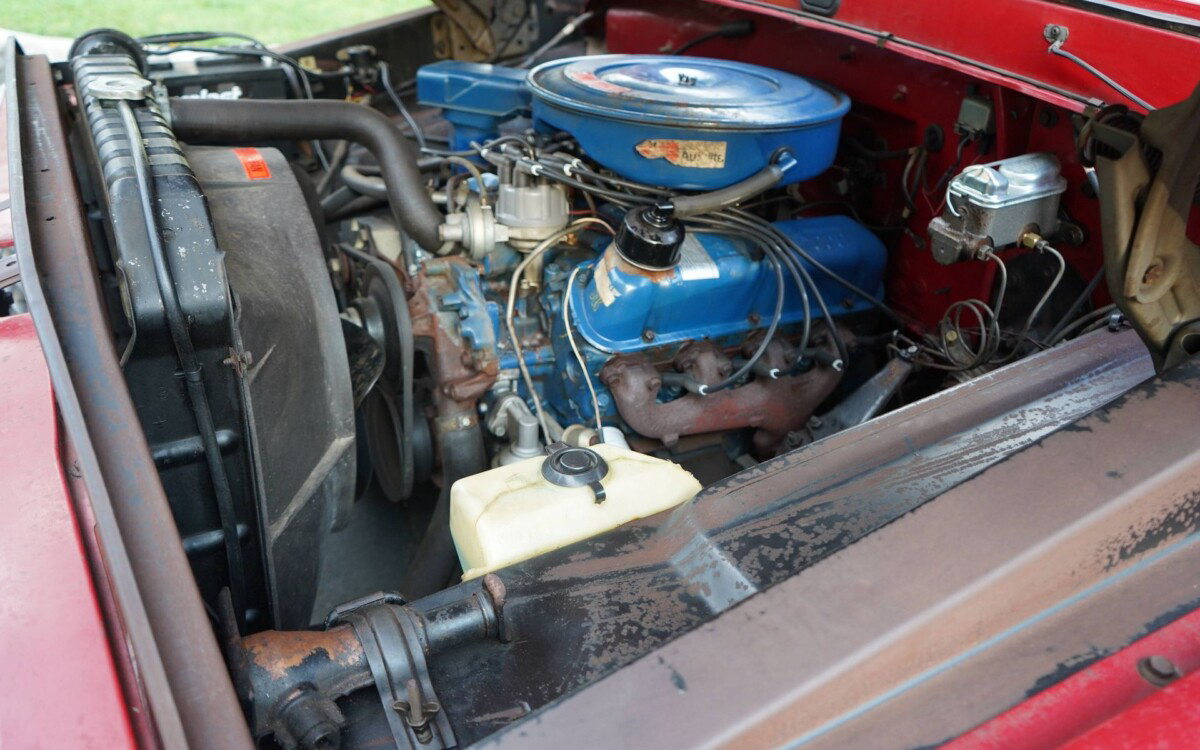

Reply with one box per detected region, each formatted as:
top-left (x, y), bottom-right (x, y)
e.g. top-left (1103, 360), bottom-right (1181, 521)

top-left (410, 256), bottom-right (500, 416)
top-left (476, 348), bottom-right (1200, 750)
top-left (335, 324), bottom-right (1154, 746)
top-left (6, 42), bottom-right (251, 749)
top-left (230, 623), bottom-right (372, 745)
top-left (601, 333), bottom-right (845, 454)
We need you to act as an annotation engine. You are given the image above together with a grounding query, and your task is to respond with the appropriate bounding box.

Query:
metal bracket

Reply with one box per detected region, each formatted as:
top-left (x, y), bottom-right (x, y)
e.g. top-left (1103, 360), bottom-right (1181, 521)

top-left (320, 579), bottom-right (509, 748)
top-left (806, 357), bottom-right (914, 443)
top-left (1094, 83), bottom-right (1200, 371)
top-left (341, 603), bottom-right (458, 749)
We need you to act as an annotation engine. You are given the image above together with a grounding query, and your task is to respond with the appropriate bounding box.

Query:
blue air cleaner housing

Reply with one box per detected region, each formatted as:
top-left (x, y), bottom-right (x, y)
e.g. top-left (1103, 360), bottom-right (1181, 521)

top-left (528, 55), bottom-right (850, 190)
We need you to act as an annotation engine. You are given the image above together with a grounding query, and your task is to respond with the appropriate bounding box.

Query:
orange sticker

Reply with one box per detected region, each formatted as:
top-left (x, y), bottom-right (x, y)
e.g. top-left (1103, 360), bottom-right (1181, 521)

top-left (635, 139), bottom-right (727, 169)
top-left (233, 147), bottom-right (272, 179)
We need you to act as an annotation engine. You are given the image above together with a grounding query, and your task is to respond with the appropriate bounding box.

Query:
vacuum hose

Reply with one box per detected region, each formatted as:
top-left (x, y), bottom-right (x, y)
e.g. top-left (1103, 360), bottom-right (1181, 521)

top-left (169, 97), bottom-right (444, 252)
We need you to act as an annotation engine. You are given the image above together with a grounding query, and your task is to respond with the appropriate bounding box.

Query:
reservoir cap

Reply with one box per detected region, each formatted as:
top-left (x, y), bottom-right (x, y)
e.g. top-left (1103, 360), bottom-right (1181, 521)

top-left (541, 443), bottom-right (610, 503)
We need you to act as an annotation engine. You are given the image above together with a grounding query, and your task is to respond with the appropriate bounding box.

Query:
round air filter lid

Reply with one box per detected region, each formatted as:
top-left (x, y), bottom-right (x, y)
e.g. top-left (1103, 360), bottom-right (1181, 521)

top-left (528, 55), bottom-right (849, 131)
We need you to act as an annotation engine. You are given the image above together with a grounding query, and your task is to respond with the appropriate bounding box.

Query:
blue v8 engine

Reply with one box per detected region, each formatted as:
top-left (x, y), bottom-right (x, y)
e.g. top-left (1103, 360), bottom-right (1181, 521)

top-left (358, 53), bottom-right (886, 498)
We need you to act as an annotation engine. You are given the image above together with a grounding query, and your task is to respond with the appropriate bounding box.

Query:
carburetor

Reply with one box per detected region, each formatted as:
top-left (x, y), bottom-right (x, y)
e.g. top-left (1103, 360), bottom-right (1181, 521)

top-left (928, 153), bottom-right (1067, 264)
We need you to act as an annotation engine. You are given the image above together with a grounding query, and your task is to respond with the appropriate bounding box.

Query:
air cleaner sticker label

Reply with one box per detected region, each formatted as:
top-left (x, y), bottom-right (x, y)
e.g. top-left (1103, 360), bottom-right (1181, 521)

top-left (565, 69), bottom-right (632, 95)
top-left (635, 139), bottom-right (727, 169)
top-left (233, 148), bottom-right (272, 180)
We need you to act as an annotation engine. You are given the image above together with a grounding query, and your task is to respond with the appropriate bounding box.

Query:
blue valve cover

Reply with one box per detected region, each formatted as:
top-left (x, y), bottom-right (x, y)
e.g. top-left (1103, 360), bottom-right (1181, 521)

top-left (528, 55), bottom-right (850, 190)
top-left (568, 215), bottom-right (886, 355)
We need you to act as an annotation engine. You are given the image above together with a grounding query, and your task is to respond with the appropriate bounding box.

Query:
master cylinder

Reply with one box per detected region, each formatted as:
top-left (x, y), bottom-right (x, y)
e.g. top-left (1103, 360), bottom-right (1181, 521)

top-left (928, 153), bottom-right (1067, 263)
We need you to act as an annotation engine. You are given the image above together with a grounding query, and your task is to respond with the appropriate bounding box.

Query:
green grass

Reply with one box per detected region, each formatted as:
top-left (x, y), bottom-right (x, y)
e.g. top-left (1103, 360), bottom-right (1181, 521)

top-left (3, 0), bottom-right (431, 45)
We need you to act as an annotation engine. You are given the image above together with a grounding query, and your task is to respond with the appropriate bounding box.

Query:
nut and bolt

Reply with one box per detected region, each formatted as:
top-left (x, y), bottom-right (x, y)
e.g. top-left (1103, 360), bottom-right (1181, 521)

top-left (1044, 24), bottom-right (1069, 44)
top-left (393, 678), bottom-right (440, 744)
top-left (642, 328), bottom-right (656, 343)
top-left (1137, 655), bottom-right (1181, 687)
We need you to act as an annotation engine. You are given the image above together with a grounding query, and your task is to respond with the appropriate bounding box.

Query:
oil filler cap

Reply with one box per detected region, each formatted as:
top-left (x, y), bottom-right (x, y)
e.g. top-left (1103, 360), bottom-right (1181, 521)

top-left (541, 442), bottom-right (609, 503)
top-left (615, 205), bottom-right (685, 270)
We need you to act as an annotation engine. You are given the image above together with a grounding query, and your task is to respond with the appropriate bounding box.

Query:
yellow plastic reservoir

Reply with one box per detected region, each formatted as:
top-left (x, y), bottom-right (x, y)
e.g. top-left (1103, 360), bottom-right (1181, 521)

top-left (450, 442), bottom-right (702, 580)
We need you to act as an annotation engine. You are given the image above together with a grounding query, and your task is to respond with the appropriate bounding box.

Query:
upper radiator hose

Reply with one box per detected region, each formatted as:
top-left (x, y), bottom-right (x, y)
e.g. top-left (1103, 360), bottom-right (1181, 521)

top-left (169, 97), bottom-right (444, 252)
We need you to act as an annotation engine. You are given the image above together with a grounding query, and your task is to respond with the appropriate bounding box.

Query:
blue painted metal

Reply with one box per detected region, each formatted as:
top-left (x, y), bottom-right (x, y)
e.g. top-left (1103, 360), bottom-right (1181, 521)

top-left (528, 55), bottom-right (850, 189)
top-left (446, 215), bottom-right (883, 427)
top-left (537, 216), bottom-right (885, 424)
top-left (569, 215), bottom-right (886, 354)
top-left (438, 261), bottom-right (498, 354)
top-left (416, 61), bottom-right (531, 150)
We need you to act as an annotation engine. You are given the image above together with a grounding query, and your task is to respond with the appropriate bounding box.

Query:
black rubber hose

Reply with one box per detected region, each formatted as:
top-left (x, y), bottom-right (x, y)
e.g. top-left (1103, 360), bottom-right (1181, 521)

top-left (327, 194), bottom-right (387, 222)
top-left (169, 97), bottom-right (444, 251)
top-left (321, 185), bottom-right (361, 218)
top-left (341, 164), bottom-right (388, 200)
top-left (402, 422), bottom-right (487, 600)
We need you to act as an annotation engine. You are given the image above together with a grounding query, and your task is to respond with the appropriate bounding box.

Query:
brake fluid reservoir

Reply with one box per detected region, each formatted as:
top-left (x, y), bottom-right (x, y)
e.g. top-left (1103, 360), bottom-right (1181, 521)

top-left (450, 443), bottom-right (702, 579)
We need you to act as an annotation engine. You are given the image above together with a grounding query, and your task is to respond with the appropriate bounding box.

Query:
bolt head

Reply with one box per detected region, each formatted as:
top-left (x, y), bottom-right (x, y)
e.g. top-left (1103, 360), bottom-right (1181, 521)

top-left (1142, 260), bottom-right (1165, 286)
top-left (1138, 655), bottom-right (1180, 686)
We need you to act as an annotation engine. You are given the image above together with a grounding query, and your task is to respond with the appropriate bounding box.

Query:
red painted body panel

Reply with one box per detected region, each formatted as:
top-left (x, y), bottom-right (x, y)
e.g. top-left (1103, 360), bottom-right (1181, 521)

top-left (948, 606), bottom-right (1200, 749)
top-left (0, 313), bottom-right (136, 749)
top-left (709, 0), bottom-right (1198, 112)
top-left (1064, 668), bottom-right (1200, 749)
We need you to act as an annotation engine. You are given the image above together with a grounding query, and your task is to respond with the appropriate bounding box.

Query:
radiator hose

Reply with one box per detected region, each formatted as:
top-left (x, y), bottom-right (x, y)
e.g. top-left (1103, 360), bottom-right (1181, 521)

top-left (169, 97), bottom-right (444, 252)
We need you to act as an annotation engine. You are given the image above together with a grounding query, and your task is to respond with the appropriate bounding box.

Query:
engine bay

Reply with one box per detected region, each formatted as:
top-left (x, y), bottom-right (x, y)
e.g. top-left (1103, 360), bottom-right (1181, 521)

top-left (15, 1), bottom-right (1193, 745)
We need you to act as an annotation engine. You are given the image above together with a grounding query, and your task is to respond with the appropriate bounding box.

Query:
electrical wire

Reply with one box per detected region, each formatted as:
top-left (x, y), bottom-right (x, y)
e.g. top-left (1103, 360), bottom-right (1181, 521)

top-left (564, 266), bottom-right (604, 441)
top-left (730, 207), bottom-right (907, 329)
top-left (380, 62), bottom-right (426, 152)
top-left (519, 147), bottom-right (902, 380)
top-left (669, 20), bottom-right (755, 55)
top-left (444, 156), bottom-right (490, 207)
top-left (998, 244), bottom-right (1065, 364)
top-left (531, 149), bottom-right (904, 337)
top-left (1044, 264), bottom-right (1105, 344)
top-left (506, 218), bottom-right (614, 442)
top-left (1047, 37), bottom-right (1153, 110)
top-left (690, 218), bottom-right (812, 371)
top-left (1047, 303), bottom-right (1117, 346)
top-left (518, 10), bottom-right (594, 68)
